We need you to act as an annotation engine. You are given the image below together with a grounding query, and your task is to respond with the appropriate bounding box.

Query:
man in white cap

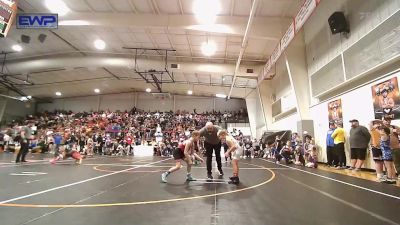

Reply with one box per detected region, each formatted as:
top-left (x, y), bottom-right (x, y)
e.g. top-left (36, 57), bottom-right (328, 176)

top-left (199, 122), bottom-right (223, 180)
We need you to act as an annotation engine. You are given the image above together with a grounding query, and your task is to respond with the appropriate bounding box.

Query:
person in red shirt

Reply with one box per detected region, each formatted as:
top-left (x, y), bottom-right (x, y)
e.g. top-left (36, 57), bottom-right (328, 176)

top-left (161, 131), bottom-right (204, 183)
top-left (125, 135), bottom-right (133, 155)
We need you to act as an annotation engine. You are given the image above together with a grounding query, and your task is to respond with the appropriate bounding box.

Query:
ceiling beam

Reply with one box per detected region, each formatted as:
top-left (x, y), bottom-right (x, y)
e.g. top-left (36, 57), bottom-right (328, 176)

top-left (178, 0), bottom-right (184, 15)
top-left (127, 0), bottom-right (138, 14)
top-left (4, 55), bottom-right (263, 78)
top-left (103, 67), bottom-right (121, 80)
top-left (228, 0), bottom-right (258, 99)
top-left (58, 13), bottom-right (289, 40)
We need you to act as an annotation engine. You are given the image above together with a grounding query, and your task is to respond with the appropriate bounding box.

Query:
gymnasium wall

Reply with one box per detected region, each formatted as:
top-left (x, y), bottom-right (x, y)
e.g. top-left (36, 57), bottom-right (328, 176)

top-left (311, 69), bottom-right (400, 169)
top-left (304, 0), bottom-right (400, 101)
top-left (255, 0), bottom-right (400, 170)
top-left (1, 99), bottom-right (35, 124)
top-left (37, 93), bottom-right (246, 113)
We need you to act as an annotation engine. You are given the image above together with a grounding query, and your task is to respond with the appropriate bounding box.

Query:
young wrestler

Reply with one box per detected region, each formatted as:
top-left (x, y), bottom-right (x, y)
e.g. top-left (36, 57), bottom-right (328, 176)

top-left (161, 131), bottom-right (204, 183)
top-left (218, 129), bottom-right (243, 184)
top-left (50, 144), bottom-right (83, 165)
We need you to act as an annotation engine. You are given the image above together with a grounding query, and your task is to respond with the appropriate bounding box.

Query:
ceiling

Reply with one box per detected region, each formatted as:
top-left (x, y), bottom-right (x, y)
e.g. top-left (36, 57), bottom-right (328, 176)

top-left (0, 0), bottom-right (303, 99)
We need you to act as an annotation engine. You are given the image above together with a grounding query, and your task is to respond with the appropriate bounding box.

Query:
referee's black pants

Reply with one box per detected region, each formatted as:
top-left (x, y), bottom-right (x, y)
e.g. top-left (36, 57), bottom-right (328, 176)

top-left (204, 141), bottom-right (222, 175)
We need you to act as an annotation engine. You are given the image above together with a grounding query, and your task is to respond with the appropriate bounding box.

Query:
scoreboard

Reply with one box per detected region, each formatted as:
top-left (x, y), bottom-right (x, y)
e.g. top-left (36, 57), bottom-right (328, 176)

top-left (0, 0), bottom-right (18, 37)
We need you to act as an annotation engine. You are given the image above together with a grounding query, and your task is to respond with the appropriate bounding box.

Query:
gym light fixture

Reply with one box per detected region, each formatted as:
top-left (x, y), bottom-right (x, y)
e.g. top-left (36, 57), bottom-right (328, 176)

top-left (45, 0), bottom-right (70, 16)
top-left (12, 44), bottom-right (22, 52)
top-left (55, 92), bottom-right (62, 96)
top-left (94, 39), bottom-right (106, 50)
top-left (193, 0), bottom-right (221, 24)
top-left (94, 89), bottom-right (100, 93)
top-left (216, 94), bottom-right (226, 98)
top-left (146, 88), bottom-right (151, 93)
top-left (201, 41), bottom-right (217, 56)
top-left (187, 90), bottom-right (193, 95)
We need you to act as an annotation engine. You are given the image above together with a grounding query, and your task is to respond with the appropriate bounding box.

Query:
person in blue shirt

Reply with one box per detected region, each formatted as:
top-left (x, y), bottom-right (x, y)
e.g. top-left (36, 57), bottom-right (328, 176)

top-left (53, 133), bottom-right (63, 157)
top-left (326, 122), bottom-right (337, 167)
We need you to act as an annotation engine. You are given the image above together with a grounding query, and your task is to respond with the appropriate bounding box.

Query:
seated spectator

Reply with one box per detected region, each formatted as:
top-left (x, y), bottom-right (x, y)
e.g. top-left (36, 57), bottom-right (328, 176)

top-left (304, 135), bottom-right (318, 168)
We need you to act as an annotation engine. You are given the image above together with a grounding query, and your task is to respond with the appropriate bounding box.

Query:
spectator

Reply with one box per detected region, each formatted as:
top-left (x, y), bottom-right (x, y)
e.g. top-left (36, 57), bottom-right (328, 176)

top-left (326, 122), bottom-right (337, 167)
top-left (378, 126), bottom-right (397, 184)
top-left (331, 122), bottom-right (346, 169)
top-left (382, 116), bottom-right (400, 179)
top-left (348, 119), bottom-right (371, 170)
top-left (369, 120), bottom-right (384, 182)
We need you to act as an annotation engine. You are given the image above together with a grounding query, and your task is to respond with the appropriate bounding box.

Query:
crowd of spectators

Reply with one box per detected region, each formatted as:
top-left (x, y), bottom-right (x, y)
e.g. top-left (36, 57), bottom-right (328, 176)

top-left (0, 108), bottom-right (248, 162)
top-left (326, 116), bottom-right (400, 184)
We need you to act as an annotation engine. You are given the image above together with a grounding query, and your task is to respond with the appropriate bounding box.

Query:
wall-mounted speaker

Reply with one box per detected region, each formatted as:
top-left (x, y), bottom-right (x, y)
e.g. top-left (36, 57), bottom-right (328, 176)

top-left (21, 34), bottom-right (30, 43)
top-left (328, 12), bottom-right (349, 34)
top-left (38, 34), bottom-right (47, 43)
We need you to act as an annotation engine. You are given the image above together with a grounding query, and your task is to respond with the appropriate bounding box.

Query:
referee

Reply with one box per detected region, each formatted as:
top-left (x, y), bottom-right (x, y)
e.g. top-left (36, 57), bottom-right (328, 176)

top-left (200, 122), bottom-right (224, 180)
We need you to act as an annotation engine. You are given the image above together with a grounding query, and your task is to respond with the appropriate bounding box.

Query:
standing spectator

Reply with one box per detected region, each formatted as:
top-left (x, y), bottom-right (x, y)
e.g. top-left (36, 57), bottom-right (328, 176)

top-left (348, 119), bottom-right (371, 170)
top-left (382, 116), bottom-right (400, 179)
top-left (326, 122), bottom-right (337, 167)
top-left (378, 126), bottom-right (397, 184)
top-left (369, 120), bottom-right (385, 182)
top-left (199, 122), bottom-right (223, 180)
top-left (331, 122), bottom-right (346, 169)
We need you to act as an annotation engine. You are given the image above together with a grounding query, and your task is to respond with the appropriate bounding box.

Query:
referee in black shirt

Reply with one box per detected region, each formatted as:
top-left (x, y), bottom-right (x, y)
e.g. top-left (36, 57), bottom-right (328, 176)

top-left (200, 122), bottom-right (224, 180)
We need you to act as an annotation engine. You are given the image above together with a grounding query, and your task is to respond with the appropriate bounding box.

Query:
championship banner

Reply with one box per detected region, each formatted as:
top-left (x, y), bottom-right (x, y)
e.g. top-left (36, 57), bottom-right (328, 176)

top-left (262, 58), bottom-right (272, 79)
top-left (281, 20), bottom-right (295, 52)
top-left (295, 0), bottom-right (317, 32)
top-left (371, 77), bottom-right (400, 119)
top-left (271, 44), bottom-right (281, 65)
top-left (328, 99), bottom-right (343, 123)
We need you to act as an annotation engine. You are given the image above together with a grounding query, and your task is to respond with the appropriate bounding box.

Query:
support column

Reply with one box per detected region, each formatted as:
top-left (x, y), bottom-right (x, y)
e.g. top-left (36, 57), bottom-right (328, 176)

top-left (284, 31), bottom-right (313, 135)
top-left (97, 95), bottom-right (101, 112)
top-left (284, 31), bottom-right (311, 120)
top-left (134, 92), bottom-right (138, 108)
top-left (245, 90), bottom-right (261, 138)
top-left (173, 95), bottom-right (176, 112)
top-left (213, 98), bottom-right (216, 112)
top-left (258, 80), bottom-right (274, 129)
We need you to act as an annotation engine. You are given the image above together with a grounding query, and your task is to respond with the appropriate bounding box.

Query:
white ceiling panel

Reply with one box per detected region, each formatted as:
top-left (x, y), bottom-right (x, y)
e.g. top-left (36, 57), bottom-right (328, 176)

top-left (155, 0), bottom-right (180, 14)
top-left (234, 0), bottom-right (252, 16)
top-left (134, 33), bottom-right (151, 42)
top-left (132, 0), bottom-right (154, 13)
top-left (171, 35), bottom-right (188, 45)
top-left (108, 0), bottom-right (136, 13)
top-left (151, 34), bottom-right (170, 44)
top-left (85, 0), bottom-right (113, 12)
top-left (1, 0), bottom-right (298, 98)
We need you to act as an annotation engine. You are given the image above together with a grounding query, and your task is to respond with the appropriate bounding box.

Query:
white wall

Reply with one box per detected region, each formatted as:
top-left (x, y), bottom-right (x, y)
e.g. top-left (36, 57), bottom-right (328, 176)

top-left (310, 69), bottom-right (400, 169)
top-left (270, 113), bottom-right (300, 132)
top-left (137, 94), bottom-right (173, 112)
top-left (305, 0), bottom-right (400, 100)
top-left (305, 0), bottom-right (400, 76)
top-left (37, 93), bottom-right (246, 113)
top-left (271, 58), bottom-right (292, 100)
